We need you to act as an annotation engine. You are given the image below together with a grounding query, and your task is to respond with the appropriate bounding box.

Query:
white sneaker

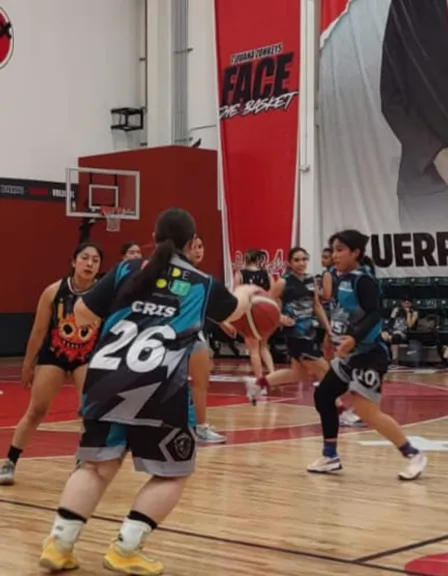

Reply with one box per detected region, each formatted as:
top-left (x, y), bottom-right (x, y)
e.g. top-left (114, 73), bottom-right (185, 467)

top-left (398, 453), bottom-right (427, 481)
top-left (339, 409), bottom-right (366, 427)
top-left (244, 377), bottom-right (263, 405)
top-left (196, 424), bottom-right (226, 444)
top-left (0, 460), bottom-right (15, 485)
top-left (307, 455), bottom-right (342, 474)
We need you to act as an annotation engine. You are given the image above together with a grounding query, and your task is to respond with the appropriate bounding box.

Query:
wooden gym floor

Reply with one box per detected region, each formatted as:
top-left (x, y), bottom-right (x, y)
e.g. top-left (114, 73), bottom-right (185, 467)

top-left (0, 358), bottom-right (447, 575)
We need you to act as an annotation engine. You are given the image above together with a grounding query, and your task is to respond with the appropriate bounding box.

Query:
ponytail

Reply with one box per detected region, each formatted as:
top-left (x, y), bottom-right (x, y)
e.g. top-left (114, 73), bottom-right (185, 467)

top-left (116, 207), bottom-right (196, 304)
top-left (119, 239), bottom-right (176, 304)
top-left (361, 255), bottom-right (376, 276)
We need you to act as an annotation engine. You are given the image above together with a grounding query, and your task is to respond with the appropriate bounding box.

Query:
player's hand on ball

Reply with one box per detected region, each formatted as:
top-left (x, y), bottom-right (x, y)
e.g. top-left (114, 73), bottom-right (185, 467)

top-left (220, 321), bottom-right (237, 338)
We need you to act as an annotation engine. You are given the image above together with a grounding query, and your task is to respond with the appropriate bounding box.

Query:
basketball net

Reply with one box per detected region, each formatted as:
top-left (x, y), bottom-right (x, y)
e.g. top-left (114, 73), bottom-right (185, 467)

top-left (101, 206), bottom-right (124, 232)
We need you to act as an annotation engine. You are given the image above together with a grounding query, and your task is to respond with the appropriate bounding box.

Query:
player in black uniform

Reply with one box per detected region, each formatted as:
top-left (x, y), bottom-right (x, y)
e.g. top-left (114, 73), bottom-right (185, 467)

top-left (121, 241), bottom-right (142, 261)
top-left (246, 247), bottom-right (331, 402)
top-left (39, 208), bottom-right (257, 575)
top-left (0, 243), bottom-right (103, 485)
top-left (234, 249), bottom-right (275, 378)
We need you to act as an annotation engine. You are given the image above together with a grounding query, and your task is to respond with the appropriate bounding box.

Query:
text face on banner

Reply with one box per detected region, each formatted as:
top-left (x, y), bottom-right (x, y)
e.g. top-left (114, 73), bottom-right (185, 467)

top-left (319, 0), bottom-right (448, 277)
top-left (215, 0), bottom-right (300, 276)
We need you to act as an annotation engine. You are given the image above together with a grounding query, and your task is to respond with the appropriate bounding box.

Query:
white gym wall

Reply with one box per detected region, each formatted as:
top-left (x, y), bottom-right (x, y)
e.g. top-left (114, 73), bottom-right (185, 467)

top-left (0, 0), bottom-right (144, 182)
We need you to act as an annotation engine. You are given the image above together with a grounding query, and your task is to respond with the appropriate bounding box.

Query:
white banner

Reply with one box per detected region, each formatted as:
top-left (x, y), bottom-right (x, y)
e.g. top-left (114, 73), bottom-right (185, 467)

top-left (319, 0), bottom-right (448, 277)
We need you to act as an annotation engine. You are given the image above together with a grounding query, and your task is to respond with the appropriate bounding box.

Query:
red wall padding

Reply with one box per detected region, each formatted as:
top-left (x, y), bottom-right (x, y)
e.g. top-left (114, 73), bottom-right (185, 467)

top-left (0, 200), bottom-right (79, 312)
top-left (79, 146), bottom-right (223, 278)
top-left (0, 147), bottom-right (222, 314)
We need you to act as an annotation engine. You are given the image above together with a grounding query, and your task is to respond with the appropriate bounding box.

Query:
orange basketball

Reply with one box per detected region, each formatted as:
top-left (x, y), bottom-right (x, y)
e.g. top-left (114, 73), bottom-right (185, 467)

top-left (233, 292), bottom-right (280, 340)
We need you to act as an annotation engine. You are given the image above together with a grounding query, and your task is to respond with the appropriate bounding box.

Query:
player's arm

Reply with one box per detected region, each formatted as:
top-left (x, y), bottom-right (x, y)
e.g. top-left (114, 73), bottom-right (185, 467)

top-left (23, 281), bottom-right (59, 371)
top-left (269, 278), bottom-right (293, 327)
top-left (269, 277), bottom-right (286, 312)
top-left (347, 276), bottom-right (381, 343)
top-left (321, 270), bottom-right (333, 301)
top-left (407, 309), bottom-right (419, 329)
top-left (206, 279), bottom-right (258, 324)
top-left (269, 277), bottom-right (285, 303)
top-left (75, 261), bottom-right (133, 325)
top-left (233, 271), bottom-right (242, 288)
top-left (313, 284), bottom-right (331, 334)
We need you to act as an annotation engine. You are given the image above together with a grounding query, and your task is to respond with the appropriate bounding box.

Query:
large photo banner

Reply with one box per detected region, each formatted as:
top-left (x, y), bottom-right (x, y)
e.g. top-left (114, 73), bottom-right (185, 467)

top-left (319, 0), bottom-right (448, 277)
top-left (214, 0), bottom-right (300, 278)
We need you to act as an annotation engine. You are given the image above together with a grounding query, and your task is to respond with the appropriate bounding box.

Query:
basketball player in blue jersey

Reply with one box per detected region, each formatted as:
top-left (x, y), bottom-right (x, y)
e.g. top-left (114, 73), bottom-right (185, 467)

top-left (246, 247), bottom-right (331, 402)
top-left (121, 241), bottom-right (142, 261)
top-left (317, 248), bottom-right (365, 427)
top-left (39, 208), bottom-right (258, 575)
top-left (318, 248), bottom-right (337, 306)
top-left (0, 242), bottom-right (103, 486)
top-left (307, 230), bottom-right (427, 481)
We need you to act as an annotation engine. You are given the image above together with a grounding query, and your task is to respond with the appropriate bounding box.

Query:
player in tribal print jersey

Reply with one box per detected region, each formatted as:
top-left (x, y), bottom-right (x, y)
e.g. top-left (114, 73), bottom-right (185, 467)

top-left (0, 242), bottom-right (103, 486)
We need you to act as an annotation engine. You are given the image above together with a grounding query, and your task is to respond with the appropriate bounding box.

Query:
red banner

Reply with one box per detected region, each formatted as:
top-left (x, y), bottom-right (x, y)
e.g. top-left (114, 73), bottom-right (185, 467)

top-left (321, 0), bottom-right (350, 30)
top-left (214, 0), bottom-right (300, 277)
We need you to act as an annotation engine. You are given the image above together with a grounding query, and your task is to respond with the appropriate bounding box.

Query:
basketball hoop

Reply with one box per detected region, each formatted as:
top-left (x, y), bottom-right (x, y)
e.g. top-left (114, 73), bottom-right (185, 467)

top-left (101, 206), bottom-right (124, 232)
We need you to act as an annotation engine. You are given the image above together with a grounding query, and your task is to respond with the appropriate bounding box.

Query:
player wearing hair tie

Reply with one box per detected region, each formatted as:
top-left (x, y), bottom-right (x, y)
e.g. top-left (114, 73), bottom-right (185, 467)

top-left (307, 229), bottom-right (427, 481)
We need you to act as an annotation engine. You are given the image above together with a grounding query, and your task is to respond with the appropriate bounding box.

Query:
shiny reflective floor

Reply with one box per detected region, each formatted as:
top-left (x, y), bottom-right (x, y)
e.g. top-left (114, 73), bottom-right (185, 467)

top-left (0, 358), bottom-right (447, 575)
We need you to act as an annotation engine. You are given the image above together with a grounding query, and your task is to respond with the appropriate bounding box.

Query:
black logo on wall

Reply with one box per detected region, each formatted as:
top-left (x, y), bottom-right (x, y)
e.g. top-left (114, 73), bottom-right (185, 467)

top-left (0, 7), bottom-right (13, 69)
top-left (220, 42), bottom-right (299, 120)
top-left (371, 233), bottom-right (448, 268)
top-left (0, 177), bottom-right (77, 203)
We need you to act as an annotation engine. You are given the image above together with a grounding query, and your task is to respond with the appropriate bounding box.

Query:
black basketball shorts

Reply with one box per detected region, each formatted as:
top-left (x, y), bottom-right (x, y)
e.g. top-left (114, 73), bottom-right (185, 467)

top-left (76, 419), bottom-right (197, 477)
top-left (286, 336), bottom-right (322, 361)
top-left (331, 346), bottom-right (389, 404)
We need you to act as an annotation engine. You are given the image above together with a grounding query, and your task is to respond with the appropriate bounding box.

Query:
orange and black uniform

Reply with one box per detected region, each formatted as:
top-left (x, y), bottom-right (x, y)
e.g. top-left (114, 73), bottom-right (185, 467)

top-left (37, 277), bottom-right (100, 372)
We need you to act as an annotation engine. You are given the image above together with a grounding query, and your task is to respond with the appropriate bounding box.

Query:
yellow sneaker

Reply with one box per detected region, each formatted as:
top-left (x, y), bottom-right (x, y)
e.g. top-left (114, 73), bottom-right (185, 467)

top-left (39, 536), bottom-right (79, 572)
top-left (103, 540), bottom-right (164, 575)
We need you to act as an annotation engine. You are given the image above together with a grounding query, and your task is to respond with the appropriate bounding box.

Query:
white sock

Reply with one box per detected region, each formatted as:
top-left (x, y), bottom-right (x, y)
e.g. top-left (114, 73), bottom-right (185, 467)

top-left (50, 514), bottom-right (84, 546)
top-left (117, 518), bottom-right (151, 551)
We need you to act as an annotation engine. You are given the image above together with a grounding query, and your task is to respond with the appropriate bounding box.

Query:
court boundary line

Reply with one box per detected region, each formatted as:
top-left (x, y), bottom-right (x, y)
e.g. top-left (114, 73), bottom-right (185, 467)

top-left (2, 414), bottom-right (447, 453)
top-left (392, 379), bottom-right (448, 393)
top-left (355, 533), bottom-right (448, 563)
top-left (21, 455), bottom-right (72, 461)
top-left (198, 414), bottom-right (448, 449)
top-left (0, 497), bottom-right (436, 576)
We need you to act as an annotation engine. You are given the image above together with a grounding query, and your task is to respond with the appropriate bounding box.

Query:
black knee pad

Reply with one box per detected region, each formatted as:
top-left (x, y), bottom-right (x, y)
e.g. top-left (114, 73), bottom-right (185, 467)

top-left (314, 370), bottom-right (346, 413)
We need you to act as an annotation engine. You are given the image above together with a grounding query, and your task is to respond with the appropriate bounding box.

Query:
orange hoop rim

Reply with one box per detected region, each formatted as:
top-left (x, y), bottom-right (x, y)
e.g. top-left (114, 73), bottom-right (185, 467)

top-left (100, 205), bottom-right (126, 216)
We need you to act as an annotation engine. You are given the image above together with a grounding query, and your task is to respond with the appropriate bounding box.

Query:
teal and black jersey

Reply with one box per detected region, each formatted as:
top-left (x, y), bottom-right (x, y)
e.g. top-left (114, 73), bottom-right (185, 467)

top-left (330, 267), bottom-right (383, 354)
top-left (80, 254), bottom-right (237, 426)
top-left (282, 272), bottom-right (316, 339)
top-left (318, 265), bottom-right (338, 317)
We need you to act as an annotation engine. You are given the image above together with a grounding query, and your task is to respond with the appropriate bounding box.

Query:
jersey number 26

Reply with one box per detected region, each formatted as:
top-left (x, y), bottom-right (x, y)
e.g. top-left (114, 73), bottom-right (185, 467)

top-left (89, 319), bottom-right (176, 373)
